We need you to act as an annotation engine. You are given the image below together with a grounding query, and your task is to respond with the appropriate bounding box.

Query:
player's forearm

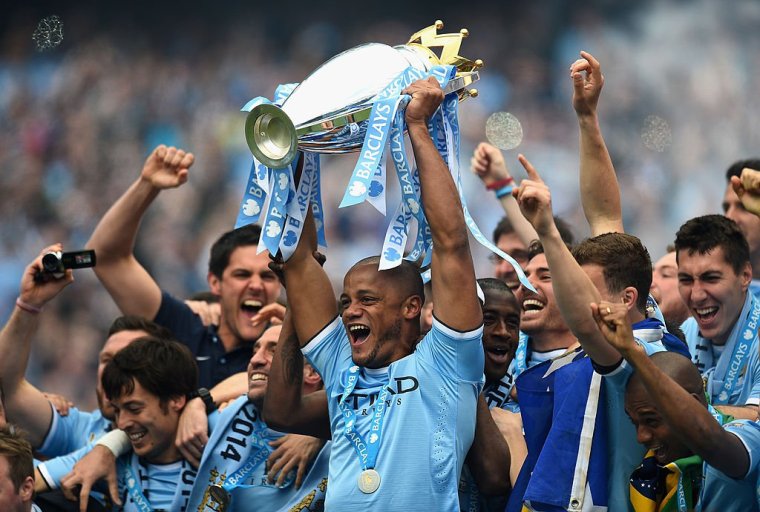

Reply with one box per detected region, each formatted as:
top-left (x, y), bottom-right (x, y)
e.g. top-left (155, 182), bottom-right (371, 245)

top-left (264, 310), bottom-right (306, 429)
top-left (624, 346), bottom-right (744, 475)
top-left (409, 122), bottom-right (468, 252)
top-left (714, 405), bottom-right (759, 421)
top-left (499, 194), bottom-right (539, 246)
top-left (466, 397), bottom-right (511, 496)
top-left (577, 115), bottom-right (623, 236)
top-left (0, 308), bottom-right (38, 395)
top-left (86, 177), bottom-right (159, 262)
top-left (539, 228), bottom-right (619, 365)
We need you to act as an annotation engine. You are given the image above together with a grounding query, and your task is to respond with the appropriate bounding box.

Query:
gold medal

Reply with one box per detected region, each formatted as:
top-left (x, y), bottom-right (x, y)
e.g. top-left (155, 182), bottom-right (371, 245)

top-left (207, 484), bottom-right (230, 511)
top-left (358, 469), bottom-right (381, 494)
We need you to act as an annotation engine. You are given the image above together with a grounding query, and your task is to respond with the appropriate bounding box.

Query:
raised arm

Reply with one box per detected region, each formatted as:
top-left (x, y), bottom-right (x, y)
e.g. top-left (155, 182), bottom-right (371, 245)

top-left (404, 78), bottom-right (481, 331)
top-left (0, 245), bottom-right (74, 447)
top-left (514, 155), bottom-right (620, 366)
top-left (263, 307), bottom-right (331, 438)
top-left (592, 302), bottom-right (750, 478)
top-left (85, 145), bottom-right (194, 319)
top-left (471, 142), bottom-right (538, 246)
top-left (571, 51), bottom-right (623, 236)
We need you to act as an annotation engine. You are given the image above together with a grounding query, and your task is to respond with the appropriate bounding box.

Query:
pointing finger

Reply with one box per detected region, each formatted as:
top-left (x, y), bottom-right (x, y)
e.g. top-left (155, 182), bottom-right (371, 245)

top-left (517, 154), bottom-right (543, 183)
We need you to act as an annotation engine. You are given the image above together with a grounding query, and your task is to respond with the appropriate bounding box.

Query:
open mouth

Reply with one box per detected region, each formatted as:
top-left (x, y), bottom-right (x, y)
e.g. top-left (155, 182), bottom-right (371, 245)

top-left (649, 444), bottom-right (668, 463)
top-left (486, 346), bottom-right (511, 364)
top-left (127, 430), bottom-right (147, 443)
top-left (241, 300), bottom-right (263, 316)
top-left (694, 306), bottom-right (718, 323)
top-left (249, 372), bottom-right (268, 385)
top-left (522, 298), bottom-right (545, 316)
top-left (348, 324), bottom-right (371, 345)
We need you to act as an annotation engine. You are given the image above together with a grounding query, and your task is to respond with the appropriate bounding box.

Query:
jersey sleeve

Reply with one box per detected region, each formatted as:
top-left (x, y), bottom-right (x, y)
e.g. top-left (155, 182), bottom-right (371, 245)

top-left (301, 316), bottom-right (352, 391)
top-left (724, 420), bottom-right (760, 480)
top-left (413, 316), bottom-right (484, 383)
top-left (36, 444), bottom-right (93, 489)
top-left (36, 406), bottom-right (96, 458)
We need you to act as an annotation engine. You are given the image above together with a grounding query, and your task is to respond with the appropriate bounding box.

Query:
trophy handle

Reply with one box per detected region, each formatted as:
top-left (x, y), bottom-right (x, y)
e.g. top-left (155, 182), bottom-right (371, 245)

top-left (245, 104), bottom-right (299, 169)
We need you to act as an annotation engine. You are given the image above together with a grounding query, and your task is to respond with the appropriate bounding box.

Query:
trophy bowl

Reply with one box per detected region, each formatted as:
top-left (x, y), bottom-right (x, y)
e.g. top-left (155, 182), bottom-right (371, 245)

top-left (245, 21), bottom-right (482, 169)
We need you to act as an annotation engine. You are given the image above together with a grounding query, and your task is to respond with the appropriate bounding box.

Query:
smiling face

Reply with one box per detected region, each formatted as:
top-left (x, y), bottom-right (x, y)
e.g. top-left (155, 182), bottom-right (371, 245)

top-left (111, 380), bottom-right (184, 464)
top-left (247, 324), bottom-right (280, 406)
top-left (677, 246), bottom-right (751, 344)
top-left (514, 254), bottom-right (566, 337)
top-left (482, 288), bottom-right (520, 384)
top-left (651, 252), bottom-right (690, 325)
top-left (340, 263), bottom-right (418, 369)
top-left (625, 383), bottom-right (691, 465)
top-left (96, 330), bottom-right (148, 421)
top-left (209, 246), bottom-right (281, 348)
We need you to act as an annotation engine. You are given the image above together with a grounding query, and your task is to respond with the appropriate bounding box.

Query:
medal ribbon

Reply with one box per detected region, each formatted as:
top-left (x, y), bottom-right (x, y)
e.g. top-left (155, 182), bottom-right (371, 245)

top-left (338, 366), bottom-right (390, 472)
top-left (708, 293), bottom-right (760, 404)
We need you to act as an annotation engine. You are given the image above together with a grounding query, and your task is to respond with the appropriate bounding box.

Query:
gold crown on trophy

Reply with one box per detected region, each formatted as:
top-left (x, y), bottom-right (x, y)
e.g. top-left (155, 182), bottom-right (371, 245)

top-left (406, 20), bottom-right (483, 97)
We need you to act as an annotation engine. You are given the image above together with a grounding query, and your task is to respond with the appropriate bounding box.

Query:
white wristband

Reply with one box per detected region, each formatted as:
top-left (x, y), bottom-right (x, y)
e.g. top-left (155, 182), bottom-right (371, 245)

top-left (94, 429), bottom-right (131, 457)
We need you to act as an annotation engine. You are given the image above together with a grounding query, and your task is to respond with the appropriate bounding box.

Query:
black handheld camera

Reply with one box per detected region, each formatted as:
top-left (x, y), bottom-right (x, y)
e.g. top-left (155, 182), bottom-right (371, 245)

top-left (39, 250), bottom-right (96, 279)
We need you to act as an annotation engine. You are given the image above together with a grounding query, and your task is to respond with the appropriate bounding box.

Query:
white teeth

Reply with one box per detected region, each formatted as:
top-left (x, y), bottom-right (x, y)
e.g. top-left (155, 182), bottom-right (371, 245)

top-left (243, 300), bottom-right (262, 308)
top-left (696, 307), bottom-right (717, 316)
top-left (349, 325), bottom-right (369, 332)
top-left (523, 299), bottom-right (544, 310)
top-left (250, 374), bottom-right (267, 382)
top-left (128, 432), bottom-right (146, 441)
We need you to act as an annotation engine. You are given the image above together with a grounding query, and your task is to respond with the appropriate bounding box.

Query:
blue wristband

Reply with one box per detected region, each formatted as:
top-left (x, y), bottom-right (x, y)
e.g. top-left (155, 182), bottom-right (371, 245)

top-left (495, 185), bottom-right (514, 199)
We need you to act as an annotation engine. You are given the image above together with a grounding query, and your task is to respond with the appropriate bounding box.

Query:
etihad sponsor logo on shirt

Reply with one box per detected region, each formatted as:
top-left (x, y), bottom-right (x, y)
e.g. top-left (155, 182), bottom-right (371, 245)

top-left (336, 376), bottom-right (419, 412)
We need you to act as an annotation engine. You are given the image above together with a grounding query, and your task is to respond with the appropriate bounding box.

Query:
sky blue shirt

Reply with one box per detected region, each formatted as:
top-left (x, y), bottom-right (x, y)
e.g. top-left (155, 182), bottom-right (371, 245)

top-left (303, 316), bottom-right (483, 511)
top-left (188, 396), bottom-right (331, 512)
top-left (698, 419), bottom-right (760, 511)
top-left (36, 405), bottom-right (110, 457)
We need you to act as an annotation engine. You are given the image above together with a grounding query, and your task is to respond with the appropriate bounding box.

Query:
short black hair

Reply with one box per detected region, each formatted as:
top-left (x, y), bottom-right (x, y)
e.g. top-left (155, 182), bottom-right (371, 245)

top-left (208, 224), bottom-right (262, 278)
top-left (107, 316), bottom-right (174, 340)
top-left (674, 215), bottom-right (750, 275)
top-left (572, 233), bottom-right (652, 313)
top-left (725, 159), bottom-right (760, 181)
top-left (350, 257), bottom-right (425, 305)
top-left (102, 336), bottom-right (197, 408)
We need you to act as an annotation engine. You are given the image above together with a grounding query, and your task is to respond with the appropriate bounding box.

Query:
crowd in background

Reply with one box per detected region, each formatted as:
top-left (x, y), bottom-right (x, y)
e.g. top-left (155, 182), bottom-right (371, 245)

top-left (1, 0), bottom-right (760, 410)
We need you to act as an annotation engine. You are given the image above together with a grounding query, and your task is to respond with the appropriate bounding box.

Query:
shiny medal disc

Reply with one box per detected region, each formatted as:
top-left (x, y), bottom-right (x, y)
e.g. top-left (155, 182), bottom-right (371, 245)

top-left (208, 484), bottom-right (231, 510)
top-left (358, 469), bottom-right (381, 494)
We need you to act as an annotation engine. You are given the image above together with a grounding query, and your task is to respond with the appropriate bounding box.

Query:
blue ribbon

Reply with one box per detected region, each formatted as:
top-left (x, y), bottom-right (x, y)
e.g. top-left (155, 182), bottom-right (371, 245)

top-left (710, 294), bottom-right (760, 404)
top-left (339, 66), bottom-right (426, 209)
top-left (338, 366), bottom-right (390, 472)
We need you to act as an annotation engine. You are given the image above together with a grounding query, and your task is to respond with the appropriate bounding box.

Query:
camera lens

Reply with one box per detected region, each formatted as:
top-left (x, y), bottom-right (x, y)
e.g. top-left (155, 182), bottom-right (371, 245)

top-left (41, 253), bottom-right (62, 273)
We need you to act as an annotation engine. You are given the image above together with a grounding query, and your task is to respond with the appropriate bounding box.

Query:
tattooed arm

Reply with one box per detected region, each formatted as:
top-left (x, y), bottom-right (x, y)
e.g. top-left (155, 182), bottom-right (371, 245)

top-left (263, 307), bottom-right (332, 439)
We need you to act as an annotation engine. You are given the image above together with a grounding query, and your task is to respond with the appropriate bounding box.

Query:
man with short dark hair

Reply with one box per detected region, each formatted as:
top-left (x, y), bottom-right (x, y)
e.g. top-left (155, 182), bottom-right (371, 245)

top-left (0, 426), bottom-right (39, 512)
top-left (723, 159), bottom-right (760, 297)
top-left (675, 214), bottom-right (760, 419)
top-left (86, 145), bottom-right (282, 389)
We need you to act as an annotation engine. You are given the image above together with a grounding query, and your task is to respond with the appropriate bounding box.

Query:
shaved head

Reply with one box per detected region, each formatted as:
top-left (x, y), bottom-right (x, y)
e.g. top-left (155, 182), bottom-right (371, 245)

top-left (627, 352), bottom-right (705, 405)
top-left (350, 257), bottom-right (425, 306)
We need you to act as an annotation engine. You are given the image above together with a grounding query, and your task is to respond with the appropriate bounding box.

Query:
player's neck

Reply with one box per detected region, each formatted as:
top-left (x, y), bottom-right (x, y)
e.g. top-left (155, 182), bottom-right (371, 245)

top-left (530, 328), bottom-right (577, 353)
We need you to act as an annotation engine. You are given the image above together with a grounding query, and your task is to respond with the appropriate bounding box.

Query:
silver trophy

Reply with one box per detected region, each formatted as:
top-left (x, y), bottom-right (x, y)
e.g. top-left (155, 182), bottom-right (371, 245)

top-left (245, 20), bottom-right (482, 169)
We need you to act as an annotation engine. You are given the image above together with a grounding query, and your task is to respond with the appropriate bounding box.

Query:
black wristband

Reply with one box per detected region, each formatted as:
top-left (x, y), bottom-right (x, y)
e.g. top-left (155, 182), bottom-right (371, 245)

top-left (188, 387), bottom-right (216, 414)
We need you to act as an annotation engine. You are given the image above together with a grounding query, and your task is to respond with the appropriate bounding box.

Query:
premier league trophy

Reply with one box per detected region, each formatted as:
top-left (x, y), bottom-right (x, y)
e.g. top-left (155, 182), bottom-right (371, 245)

top-left (235, 20), bottom-right (533, 291)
